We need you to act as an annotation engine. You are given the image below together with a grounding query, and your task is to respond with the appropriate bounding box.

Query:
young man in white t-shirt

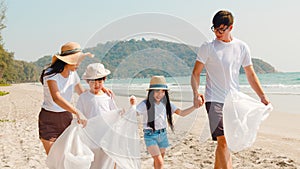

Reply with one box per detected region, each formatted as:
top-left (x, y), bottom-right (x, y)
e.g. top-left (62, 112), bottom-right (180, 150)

top-left (191, 10), bottom-right (270, 169)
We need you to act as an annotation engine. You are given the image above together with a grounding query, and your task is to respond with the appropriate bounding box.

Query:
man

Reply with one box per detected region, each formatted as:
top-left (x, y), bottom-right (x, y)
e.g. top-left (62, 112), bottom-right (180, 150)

top-left (191, 10), bottom-right (270, 169)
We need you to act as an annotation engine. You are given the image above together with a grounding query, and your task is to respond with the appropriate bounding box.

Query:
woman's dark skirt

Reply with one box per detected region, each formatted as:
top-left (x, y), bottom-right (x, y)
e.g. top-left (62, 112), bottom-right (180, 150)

top-left (38, 108), bottom-right (73, 141)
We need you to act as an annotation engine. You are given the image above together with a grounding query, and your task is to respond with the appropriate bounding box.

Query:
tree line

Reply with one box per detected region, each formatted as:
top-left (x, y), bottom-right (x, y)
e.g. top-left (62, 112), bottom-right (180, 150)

top-left (0, 38), bottom-right (276, 84)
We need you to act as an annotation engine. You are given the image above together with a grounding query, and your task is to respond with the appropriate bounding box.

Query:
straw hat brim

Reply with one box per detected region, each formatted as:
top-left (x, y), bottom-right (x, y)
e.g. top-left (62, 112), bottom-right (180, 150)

top-left (146, 76), bottom-right (169, 91)
top-left (51, 52), bottom-right (94, 65)
top-left (146, 84), bottom-right (169, 91)
top-left (146, 87), bottom-right (169, 91)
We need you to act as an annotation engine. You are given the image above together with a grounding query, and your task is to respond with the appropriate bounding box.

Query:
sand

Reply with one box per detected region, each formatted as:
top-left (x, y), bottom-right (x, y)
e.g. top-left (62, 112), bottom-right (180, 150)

top-left (0, 83), bottom-right (299, 169)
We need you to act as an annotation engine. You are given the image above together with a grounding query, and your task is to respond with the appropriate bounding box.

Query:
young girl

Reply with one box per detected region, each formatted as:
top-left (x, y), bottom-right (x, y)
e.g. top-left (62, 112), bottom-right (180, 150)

top-left (135, 76), bottom-right (197, 169)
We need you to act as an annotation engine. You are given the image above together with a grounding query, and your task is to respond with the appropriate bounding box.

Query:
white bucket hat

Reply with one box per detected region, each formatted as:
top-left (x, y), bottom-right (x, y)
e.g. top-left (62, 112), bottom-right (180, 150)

top-left (82, 63), bottom-right (111, 80)
top-left (51, 42), bottom-right (94, 65)
top-left (147, 76), bottom-right (169, 91)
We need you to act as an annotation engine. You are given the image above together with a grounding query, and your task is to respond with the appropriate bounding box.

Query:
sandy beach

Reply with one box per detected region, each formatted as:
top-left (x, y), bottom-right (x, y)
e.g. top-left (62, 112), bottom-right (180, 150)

top-left (0, 83), bottom-right (299, 169)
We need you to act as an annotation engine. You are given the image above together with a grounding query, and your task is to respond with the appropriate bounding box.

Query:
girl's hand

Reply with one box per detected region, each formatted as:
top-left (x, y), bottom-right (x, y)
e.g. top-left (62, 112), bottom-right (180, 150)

top-left (129, 95), bottom-right (137, 106)
top-left (119, 108), bottom-right (126, 116)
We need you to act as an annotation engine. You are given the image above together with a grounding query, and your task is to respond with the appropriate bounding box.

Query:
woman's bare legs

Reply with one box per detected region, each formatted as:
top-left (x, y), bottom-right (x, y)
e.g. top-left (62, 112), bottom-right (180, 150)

top-left (40, 138), bottom-right (56, 155)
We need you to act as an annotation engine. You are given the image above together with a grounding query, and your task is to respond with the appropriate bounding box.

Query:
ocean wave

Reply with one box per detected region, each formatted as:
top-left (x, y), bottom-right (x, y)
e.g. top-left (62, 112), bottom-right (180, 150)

top-left (79, 73), bottom-right (300, 100)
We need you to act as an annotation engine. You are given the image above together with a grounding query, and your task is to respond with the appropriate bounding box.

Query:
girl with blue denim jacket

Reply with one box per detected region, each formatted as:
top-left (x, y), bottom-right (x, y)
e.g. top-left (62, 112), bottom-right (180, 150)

top-left (135, 76), bottom-right (197, 169)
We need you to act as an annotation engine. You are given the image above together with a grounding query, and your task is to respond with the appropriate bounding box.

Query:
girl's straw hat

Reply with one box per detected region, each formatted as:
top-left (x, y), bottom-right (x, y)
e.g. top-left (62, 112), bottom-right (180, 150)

top-left (82, 63), bottom-right (111, 80)
top-left (147, 76), bottom-right (169, 91)
top-left (51, 42), bottom-right (94, 65)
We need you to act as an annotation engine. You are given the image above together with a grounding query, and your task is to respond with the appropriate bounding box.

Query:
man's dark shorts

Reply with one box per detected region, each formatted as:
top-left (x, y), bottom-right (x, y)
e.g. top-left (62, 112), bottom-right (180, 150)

top-left (205, 102), bottom-right (224, 141)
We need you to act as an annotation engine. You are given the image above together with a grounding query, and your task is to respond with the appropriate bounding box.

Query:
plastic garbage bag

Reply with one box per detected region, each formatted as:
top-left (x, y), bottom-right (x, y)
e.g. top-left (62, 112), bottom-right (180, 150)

top-left (64, 131), bottom-right (94, 169)
top-left (223, 90), bottom-right (273, 152)
top-left (46, 120), bottom-right (94, 169)
top-left (100, 106), bottom-right (141, 169)
top-left (199, 120), bottom-right (211, 143)
top-left (47, 108), bottom-right (140, 169)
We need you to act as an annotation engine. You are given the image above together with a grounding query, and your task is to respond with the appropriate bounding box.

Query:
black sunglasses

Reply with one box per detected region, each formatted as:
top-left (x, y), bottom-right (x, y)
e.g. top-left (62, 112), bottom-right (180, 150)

top-left (211, 25), bottom-right (229, 34)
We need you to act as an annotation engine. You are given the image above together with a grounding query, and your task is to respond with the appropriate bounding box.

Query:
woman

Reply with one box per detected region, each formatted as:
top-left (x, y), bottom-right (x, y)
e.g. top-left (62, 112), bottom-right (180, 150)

top-left (38, 42), bottom-right (97, 155)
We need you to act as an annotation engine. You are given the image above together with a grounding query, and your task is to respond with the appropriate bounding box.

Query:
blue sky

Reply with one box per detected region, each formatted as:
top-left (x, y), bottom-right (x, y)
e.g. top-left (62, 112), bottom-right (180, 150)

top-left (2, 0), bottom-right (300, 72)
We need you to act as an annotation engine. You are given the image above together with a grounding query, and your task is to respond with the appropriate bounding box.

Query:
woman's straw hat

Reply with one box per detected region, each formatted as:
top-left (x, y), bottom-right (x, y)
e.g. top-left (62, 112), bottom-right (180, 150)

top-left (51, 42), bottom-right (94, 65)
top-left (147, 76), bottom-right (169, 91)
top-left (82, 63), bottom-right (111, 80)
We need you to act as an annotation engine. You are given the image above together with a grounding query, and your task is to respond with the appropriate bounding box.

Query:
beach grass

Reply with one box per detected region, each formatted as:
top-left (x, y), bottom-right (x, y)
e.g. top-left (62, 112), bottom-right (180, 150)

top-left (0, 119), bottom-right (15, 123)
top-left (0, 83), bottom-right (10, 96)
top-left (0, 83), bottom-right (11, 86)
top-left (0, 90), bottom-right (9, 96)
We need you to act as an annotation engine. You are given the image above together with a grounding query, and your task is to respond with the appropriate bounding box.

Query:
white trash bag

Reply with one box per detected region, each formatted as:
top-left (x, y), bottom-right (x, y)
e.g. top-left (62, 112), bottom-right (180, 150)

top-left (47, 108), bottom-right (140, 169)
top-left (199, 120), bottom-right (211, 143)
top-left (223, 91), bottom-right (273, 152)
top-left (46, 120), bottom-right (94, 169)
top-left (81, 108), bottom-right (141, 169)
top-left (100, 106), bottom-right (141, 169)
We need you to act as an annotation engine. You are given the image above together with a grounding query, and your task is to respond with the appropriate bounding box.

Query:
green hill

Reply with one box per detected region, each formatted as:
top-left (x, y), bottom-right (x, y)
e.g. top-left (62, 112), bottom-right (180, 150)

top-left (34, 39), bottom-right (276, 79)
top-left (0, 39), bottom-right (276, 84)
top-left (77, 39), bottom-right (199, 79)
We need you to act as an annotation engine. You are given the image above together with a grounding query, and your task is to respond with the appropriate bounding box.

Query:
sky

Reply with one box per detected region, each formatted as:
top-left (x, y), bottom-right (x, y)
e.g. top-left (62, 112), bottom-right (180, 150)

top-left (2, 0), bottom-right (300, 72)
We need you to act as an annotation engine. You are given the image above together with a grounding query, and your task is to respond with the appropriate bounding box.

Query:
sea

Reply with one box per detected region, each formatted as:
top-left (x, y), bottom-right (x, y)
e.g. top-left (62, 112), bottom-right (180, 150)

top-left (82, 72), bottom-right (300, 114)
top-left (93, 72), bottom-right (300, 95)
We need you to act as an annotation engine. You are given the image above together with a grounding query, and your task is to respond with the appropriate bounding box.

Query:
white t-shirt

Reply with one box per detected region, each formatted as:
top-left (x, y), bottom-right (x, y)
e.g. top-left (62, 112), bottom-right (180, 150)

top-left (136, 100), bottom-right (178, 130)
top-left (42, 71), bottom-right (80, 112)
top-left (196, 38), bottom-right (252, 103)
top-left (76, 90), bottom-right (118, 119)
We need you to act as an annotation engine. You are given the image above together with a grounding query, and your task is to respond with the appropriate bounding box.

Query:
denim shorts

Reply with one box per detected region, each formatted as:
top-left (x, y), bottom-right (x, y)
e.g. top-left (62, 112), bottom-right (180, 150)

top-left (143, 128), bottom-right (169, 148)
